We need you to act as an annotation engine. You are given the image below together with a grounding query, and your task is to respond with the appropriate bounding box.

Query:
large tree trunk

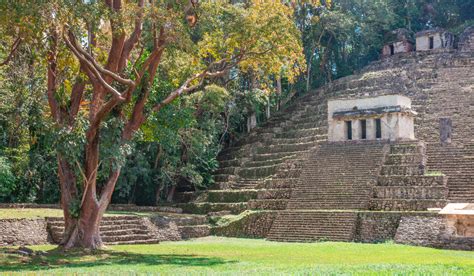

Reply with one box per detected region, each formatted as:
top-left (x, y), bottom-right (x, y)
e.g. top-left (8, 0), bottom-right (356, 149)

top-left (61, 203), bottom-right (103, 250)
top-left (59, 172), bottom-right (120, 250)
top-left (57, 139), bottom-right (121, 250)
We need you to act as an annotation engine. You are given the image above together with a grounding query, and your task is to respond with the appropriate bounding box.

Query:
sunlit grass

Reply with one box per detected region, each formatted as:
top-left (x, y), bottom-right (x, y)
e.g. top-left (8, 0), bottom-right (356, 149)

top-left (0, 208), bottom-right (158, 219)
top-left (0, 208), bottom-right (63, 219)
top-left (1, 237), bottom-right (474, 275)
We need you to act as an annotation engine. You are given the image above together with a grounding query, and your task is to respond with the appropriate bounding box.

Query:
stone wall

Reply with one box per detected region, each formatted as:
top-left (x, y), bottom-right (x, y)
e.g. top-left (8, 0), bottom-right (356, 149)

top-left (355, 212), bottom-right (401, 243)
top-left (0, 218), bottom-right (49, 246)
top-left (394, 214), bottom-right (474, 250)
top-left (212, 211), bottom-right (277, 238)
top-left (459, 27), bottom-right (474, 52)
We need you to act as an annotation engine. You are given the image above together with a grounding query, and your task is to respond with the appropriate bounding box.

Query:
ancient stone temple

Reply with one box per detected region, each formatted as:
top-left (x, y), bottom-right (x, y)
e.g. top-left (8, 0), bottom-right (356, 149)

top-left (170, 26), bottom-right (474, 250)
top-left (459, 26), bottom-right (474, 52)
top-left (382, 28), bottom-right (414, 57)
top-left (328, 95), bottom-right (416, 142)
top-left (440, 203), bottom-right (474, 237)
top-left (416, 28), bottom-right (454, 51)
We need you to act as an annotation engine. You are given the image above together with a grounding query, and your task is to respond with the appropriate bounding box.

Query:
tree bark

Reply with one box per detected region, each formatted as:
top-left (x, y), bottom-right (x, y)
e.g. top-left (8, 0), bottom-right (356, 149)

top-left (59, 168), bottom-right (121, 250)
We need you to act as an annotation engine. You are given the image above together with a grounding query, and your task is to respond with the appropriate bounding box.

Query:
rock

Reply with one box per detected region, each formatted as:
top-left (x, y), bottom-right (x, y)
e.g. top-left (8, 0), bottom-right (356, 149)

top-left (17, 246), bottom-right (34, 256)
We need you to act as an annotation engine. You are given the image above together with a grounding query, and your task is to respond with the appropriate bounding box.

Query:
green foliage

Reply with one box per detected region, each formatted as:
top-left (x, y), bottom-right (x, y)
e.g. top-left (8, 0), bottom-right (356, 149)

top-left (68, 198), bottom-right (81, 219)
top-left (0, 157), bottom-right (16, 202)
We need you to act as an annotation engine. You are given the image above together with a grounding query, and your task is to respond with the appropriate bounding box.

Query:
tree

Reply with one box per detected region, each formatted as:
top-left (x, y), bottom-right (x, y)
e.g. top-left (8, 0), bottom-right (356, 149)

top-left (0, 0), bottom-right (304, 249)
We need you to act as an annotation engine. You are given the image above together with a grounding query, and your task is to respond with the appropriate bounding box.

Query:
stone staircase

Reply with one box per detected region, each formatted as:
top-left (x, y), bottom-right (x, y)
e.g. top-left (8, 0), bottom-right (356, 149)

top-left (265, 141), bottom-right (387, 242)
top-left (267, 211), bottom-right (358, 242)
top-left (370, 142), bottom-right (449, 211)
top-left (150, 213), bottom-right (211, 240)
top-left (47, 213), bottom-right (212, 244)
top-left (287, 142), bottom-right (388, 210)
top-left (174, 92), bottom-right (330, 215)
top-left (426, 143), bottom-right (474, 202)
top-left (47, 216), bottom-right (160, 245)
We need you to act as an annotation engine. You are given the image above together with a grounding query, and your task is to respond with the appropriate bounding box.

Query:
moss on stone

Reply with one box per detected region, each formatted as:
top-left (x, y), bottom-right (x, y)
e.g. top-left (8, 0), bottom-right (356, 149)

top-left (211, 210), bottom-right (277, 238)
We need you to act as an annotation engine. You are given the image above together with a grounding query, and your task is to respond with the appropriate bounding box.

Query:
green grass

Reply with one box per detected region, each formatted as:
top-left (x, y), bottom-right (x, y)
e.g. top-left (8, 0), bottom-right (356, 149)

top-left (0, 208), bottom-right (63, 219)
top-left (1, 237), bottom-right (474, 275)
top-left (0, 208), bottom-right (157, 219)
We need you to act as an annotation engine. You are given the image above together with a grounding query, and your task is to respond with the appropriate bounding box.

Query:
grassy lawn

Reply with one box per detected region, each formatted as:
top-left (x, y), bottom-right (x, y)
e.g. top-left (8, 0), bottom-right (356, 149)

top-left (0, 208), bottom-right (157, 219)
top-left (1, 237), bottom-right (474, 275)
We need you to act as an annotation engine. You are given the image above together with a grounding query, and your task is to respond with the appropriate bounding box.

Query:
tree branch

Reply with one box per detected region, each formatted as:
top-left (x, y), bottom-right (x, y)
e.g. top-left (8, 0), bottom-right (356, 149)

top-left (0, 37), bottom-right (21, 66)
top-left (67, 31), bottom-right (135, 87)
top-left (47, 30), bottom-right (61, 123)
top-left (68, 77), bottom-right (86, 124)
top-left (63, 32), bottom-right (125, 100)
top-left (118, 0), bottom-right (145, 72)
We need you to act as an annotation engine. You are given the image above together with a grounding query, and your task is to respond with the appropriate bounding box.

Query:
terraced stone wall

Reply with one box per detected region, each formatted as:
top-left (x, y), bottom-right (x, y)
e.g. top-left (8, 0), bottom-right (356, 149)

top-left (355, 212), bottom-right (402, 243)
top-left (394, 214), bottom-right (474, 250)
top-left (311, 51), bottom-right (474, 202)
top-left (212, 211), bottom-right (277, 238)
top-left (0, 218), bottom-right (49, 246)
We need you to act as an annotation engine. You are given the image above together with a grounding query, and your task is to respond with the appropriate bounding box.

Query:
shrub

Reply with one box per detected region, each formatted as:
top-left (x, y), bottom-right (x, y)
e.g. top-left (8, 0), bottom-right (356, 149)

top-left (0, 156), bottom-right (16, 202)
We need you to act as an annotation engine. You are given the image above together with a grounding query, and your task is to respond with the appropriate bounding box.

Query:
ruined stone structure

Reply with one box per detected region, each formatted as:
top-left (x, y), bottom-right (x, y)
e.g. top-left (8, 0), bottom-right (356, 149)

top-left (440, 203), bottom-right (474, 237)
top-left (0, 204), bottom-right (209, 246)
top-left (171, 26), bottom-right (474, 250)
top-left (328, 95), bottom-right (416, 142)
top-left (459, 26), bottom-right (474, 52)
top-left (416, 28), bottom-right (455, 51)
top-left (382, 28), bottom-right (414, 57)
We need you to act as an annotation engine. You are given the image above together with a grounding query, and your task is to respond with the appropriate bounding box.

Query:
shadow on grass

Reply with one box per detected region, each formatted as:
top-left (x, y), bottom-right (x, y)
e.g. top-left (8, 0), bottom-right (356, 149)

top-left (0, 247), bottom-right (235, 272)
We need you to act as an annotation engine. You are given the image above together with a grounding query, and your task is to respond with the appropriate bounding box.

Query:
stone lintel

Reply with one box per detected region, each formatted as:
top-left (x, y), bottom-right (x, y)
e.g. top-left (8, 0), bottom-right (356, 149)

top-left (332, 105), bottom-right (415, 120)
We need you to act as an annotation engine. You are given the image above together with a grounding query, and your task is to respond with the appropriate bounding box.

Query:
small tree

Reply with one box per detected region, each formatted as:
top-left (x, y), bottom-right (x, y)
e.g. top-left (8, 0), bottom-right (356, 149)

top-left (0, 0), bottom-right (304, 249)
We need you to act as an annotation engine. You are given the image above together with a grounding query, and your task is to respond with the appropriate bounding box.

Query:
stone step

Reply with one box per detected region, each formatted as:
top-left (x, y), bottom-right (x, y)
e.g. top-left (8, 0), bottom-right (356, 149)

top-left (257, 178), bottom-right (298, 189)
top-left (385, 153), bottom-right (425, 165)
top-left (238, 165), bottom-right (279, 179)
top-left (102, 234), bottom-right (156, 243)
top-left (179, 225), bottom-right (211, 239)
top-left (214, 174), bottom-right (237, 182)
top-left (215, 166), bottom-right (238, 175)
top-left (47, 219), bottom-right (144, 228)
top-left (248, 199), bottom-right (289, 210)
top-left (270, 135), bottom-right (325, 145)
top-left (209, 181), bottom-right (234, 190)
top-left (47, 215), bottom-right (161, 245)
top-left (267, 211), bottom-right (357, 242)
top-left (106, 238), bottom-right (160, 245)
top-left (369, 199), bottom-right (447, 211)
top-left (257, 189), bottom-right (292, 199)
top-left (207, 190), bottom-right (258, 203)
top-left (390, 144), bottom-right (420, 154)
top-left (373, 186), bottom-right (448, 199)
top-left (50, 228), bottom-right (150, 238)
top-left (244, 157), bottom-right (298, 168)
top-left (376, 175), bottom-right (447, 186)
top-left (46, 216), bottom-right (142, 222)
top-left (177, 202), bottom-right (248, 215)
top-left (256, 142), bottom-right (317, 155)
top-left (380, 165), bottom-right (424, 176)
top-left (218, 159), bottom-right (241, 169)
top-left (253, 151), bottom-right (307, 162)
top-left (274, 128), bottom-right (324, 139)
top-left (152, 214), bottom-right (209, 226)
